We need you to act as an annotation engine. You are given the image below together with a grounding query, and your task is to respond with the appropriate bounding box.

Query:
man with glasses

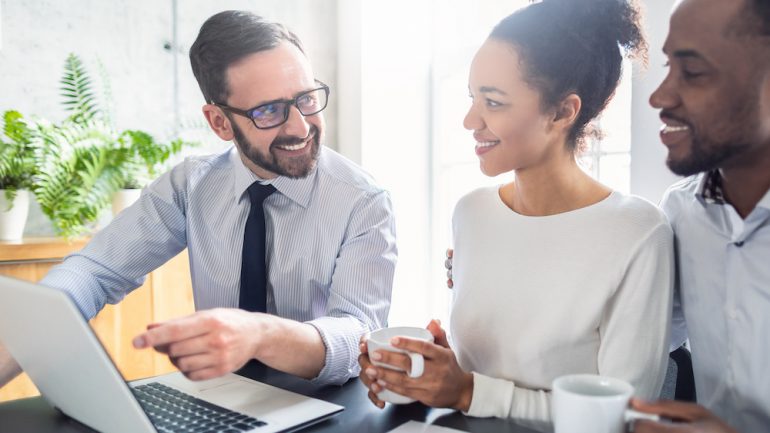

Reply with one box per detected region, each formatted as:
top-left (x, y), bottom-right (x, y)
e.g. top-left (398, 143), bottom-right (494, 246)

top-left (0, 10), bottom-right (396, 388)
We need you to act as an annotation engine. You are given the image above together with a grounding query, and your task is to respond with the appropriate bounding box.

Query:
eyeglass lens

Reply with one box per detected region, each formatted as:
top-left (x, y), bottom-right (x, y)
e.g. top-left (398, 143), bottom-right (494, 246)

top-left (248, 87), bottom-right (328, 128)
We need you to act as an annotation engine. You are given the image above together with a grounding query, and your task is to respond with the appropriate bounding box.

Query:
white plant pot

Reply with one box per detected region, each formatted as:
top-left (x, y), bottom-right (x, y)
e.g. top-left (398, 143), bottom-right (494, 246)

top-left (0, 189), bottom-right (30, 241)
top-left (112, 189), bottom-right (142, 217)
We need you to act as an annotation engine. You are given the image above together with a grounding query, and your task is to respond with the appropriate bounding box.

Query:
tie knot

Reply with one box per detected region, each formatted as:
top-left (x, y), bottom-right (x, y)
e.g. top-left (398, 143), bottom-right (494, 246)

top-left (247, 182), bottom-right (276, 205)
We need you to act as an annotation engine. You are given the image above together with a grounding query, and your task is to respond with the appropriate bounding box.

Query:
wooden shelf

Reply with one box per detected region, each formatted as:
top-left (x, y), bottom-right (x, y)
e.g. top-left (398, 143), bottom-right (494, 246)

top-left (0, 237), bottom-right (89, 262)
top-left (0, 237), bottom-right (194, 402)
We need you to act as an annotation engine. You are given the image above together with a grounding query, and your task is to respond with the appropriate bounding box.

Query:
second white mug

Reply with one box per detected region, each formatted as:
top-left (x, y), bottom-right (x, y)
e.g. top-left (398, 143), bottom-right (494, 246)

top-left (552, 374), bottom-right (659, 433)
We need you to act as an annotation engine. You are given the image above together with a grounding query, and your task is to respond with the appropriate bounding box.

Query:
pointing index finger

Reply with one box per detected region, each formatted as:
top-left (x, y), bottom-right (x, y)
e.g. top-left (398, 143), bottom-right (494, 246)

top-left (133, 314), bottom-right (210, 349)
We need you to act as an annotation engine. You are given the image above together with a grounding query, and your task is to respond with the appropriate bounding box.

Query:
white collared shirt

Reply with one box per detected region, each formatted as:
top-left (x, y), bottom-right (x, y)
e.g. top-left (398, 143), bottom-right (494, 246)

top-left (663, 172), bottom-right (770, 432)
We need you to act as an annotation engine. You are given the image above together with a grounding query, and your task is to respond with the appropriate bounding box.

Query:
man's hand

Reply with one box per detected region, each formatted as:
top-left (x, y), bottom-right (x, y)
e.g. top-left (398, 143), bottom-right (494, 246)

top-left (445, 249), bottom-right (454, 289)
top-left (631, 399), bottom-right (739, 433)
top-left (133, 308), bottom-right (265, 381)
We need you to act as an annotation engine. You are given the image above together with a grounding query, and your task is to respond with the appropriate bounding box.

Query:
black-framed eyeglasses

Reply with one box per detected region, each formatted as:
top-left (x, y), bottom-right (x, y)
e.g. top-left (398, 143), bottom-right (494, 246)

top-left (214, 81), bottom-right (330, 130)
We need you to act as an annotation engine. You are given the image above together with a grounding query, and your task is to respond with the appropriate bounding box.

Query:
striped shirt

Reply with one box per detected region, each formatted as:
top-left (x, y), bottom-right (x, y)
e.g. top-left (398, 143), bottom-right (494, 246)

top-left (40, 145), bottom-right (397, 385)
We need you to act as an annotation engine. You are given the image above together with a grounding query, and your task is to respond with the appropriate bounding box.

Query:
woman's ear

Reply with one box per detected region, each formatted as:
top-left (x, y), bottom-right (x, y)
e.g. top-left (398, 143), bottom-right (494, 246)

top-left (552, 93), bottom-right (582, 133)
top-left (202, 104), bottom-right (235, 141)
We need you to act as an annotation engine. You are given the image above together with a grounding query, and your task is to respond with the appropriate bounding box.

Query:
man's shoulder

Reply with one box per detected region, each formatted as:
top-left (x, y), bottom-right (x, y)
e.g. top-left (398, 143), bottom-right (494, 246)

top-left (660, 174), bottom-right (703, 223)
top-left (317, 147), bottom-right (385, 195)
top-left (166, 147), bottom-right (233, 182)
top-left (663, 175), bottom-right (701, 199)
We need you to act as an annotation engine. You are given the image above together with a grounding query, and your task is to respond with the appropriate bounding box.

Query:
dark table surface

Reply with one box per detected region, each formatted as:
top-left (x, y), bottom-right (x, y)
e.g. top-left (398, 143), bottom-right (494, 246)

top-left (0, 363), bottom-right (541, 433)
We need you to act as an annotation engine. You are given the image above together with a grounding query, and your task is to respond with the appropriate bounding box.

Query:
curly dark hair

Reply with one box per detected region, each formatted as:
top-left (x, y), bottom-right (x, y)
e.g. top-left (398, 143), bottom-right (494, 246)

top-left (489, 0), bottom-right (648, 152)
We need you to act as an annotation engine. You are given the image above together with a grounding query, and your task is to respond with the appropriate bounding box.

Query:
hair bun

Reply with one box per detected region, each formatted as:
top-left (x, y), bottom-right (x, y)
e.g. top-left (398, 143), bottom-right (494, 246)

top-left (540, 0), bottom-right (647, 60)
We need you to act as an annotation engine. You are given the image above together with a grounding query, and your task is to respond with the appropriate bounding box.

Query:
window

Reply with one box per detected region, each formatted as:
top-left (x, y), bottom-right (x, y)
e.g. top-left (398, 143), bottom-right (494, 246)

top-left (428, 2), bottom-right (634, 325)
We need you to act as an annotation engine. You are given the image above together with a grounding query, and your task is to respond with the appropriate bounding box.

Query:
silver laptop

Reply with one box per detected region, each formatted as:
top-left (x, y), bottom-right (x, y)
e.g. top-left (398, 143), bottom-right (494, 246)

top-left (0, 275), bottom-right (343, 433)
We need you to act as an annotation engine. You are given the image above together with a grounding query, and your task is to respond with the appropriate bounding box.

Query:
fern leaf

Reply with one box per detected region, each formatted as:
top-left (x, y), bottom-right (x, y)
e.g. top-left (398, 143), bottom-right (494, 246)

top-left (61, 53), bottom-right (101, 125)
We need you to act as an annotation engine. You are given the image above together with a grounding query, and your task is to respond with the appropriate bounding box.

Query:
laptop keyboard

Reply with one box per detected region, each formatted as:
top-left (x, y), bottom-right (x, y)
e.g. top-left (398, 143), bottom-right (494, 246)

top-left (132, 382), bottom-right (268, 432)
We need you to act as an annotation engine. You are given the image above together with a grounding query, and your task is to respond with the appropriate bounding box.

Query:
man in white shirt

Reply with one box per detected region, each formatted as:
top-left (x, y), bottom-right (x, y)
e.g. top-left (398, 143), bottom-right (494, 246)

top-left (0, 11), bottom-right (396, 389)
top-left (633, 0), bottom-right (770, 432)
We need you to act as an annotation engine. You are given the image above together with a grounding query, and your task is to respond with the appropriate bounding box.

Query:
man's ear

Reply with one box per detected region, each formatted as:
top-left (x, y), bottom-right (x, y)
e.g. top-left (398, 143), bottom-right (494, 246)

top-left (552, 93), bottom-right (582, 133)
top-left (202, 104), bottom-right (235, 141)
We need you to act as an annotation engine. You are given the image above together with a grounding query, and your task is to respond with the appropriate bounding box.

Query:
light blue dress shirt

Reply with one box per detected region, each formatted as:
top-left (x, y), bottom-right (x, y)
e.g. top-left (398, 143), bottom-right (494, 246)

top-left (662, 173), bottom-right (770, 432)
top-left (41, 145), bottom-right (397, 385)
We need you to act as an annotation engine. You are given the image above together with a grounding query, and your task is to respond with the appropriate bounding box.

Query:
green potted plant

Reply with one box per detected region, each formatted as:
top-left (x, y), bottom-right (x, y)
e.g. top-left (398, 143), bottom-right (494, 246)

top-left (0, 111), bottom-right (37, 241)
top-left (31, 54), bottom-right (193, 237)
top-left (29, 54), bottom-right (129, 238)
top-left (110, 129), bottom-right (186, 216)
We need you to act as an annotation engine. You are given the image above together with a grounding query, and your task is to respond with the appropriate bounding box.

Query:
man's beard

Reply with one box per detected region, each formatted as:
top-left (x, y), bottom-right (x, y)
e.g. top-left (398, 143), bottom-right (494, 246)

top-left (666, 126), bottom-right (752, 176)
top-left (664, 101), bottom-right (757, 177)
top-left (232, 121), bottom-right (321, 179)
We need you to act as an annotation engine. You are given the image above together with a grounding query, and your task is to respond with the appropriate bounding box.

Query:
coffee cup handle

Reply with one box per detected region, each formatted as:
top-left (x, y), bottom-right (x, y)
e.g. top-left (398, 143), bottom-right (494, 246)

top-left (407, 353), bottom-right (424, 378)
top-left (625, 409), bottom-right (661, 423)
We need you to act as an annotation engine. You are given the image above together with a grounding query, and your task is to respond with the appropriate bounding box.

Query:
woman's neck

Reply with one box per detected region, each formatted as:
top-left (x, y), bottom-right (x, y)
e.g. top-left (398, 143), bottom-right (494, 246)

top-left (500, 153), bottom-right (611, 216)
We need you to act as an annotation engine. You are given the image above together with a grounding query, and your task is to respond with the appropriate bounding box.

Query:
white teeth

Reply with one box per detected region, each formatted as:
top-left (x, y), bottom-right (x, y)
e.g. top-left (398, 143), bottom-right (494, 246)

top-left (277, 140), bottom-right (309, 151)
top-left (476, 141), bottom-right (499, 148)
top-left (662, 125), bottom-right (689, 134)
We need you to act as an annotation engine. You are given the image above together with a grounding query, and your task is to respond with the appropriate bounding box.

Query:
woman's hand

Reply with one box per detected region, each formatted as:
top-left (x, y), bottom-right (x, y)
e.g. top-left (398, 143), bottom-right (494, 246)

top-left (362, 320), bottom-right (474, 411)
top-left (358, 334), bottom-right (387, 409)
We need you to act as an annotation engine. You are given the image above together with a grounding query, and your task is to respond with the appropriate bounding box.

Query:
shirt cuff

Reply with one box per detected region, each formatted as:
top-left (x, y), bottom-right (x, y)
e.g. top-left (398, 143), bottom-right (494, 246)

top-left (40, 261), bottom-right (106, 320)
top-left (465, 371), bottom-right (515, 418)
top-left (306, 316), bottom-right (366, 386)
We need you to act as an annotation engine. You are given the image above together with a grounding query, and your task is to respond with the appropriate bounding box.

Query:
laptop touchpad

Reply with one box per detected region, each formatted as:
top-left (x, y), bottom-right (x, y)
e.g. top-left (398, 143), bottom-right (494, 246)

top-left (199, 379), bottom-right (270, 403)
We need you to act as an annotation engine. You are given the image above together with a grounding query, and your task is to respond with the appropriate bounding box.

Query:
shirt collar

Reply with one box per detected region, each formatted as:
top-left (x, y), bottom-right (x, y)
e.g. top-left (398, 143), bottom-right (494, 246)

top-left (230, 146), bottom-right (317, 209)
top-left (694, 168), bottom-right (770, 212)
top-left (757, 185), bottom-right (770, 211)
top-left (696, 169), bottom-right (727, 206)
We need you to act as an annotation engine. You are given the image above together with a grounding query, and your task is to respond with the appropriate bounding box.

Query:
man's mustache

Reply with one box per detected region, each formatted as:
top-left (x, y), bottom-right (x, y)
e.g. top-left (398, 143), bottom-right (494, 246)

top-left (271, 125), bottom-right (318, 148)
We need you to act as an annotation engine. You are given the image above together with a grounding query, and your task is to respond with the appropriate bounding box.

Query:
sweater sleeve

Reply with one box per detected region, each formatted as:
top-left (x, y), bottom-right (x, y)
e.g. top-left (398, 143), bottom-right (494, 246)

top-left (465, 221), bottom-right (674, 422)
top-left (597, 221), bottom-right (674, 399)
top-left (466, 372), bottom-right (550, 422)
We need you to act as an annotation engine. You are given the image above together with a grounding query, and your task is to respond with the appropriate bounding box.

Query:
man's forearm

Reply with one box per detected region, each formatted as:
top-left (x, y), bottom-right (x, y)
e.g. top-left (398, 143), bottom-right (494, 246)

top-left (255, 316), bottom-right (326, 380)
top-left (0, 342), bottom-right (22, 388)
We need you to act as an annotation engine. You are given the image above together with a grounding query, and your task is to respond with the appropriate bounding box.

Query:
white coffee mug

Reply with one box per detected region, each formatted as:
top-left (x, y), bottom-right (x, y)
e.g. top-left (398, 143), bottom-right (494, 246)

top-left (552, 374), bottom-right (659, 433)
top-left (366, 326), bottom-right (434, 404)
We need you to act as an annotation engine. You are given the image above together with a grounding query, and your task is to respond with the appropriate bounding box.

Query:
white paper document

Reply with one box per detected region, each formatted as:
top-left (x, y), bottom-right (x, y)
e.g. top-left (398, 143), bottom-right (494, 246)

top-left (387, 420), bottom-right (469, 433)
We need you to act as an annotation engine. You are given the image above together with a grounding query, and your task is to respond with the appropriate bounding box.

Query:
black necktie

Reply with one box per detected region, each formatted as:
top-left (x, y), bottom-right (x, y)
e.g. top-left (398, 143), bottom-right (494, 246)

top-left (239, 182), bottom-right (276, 312)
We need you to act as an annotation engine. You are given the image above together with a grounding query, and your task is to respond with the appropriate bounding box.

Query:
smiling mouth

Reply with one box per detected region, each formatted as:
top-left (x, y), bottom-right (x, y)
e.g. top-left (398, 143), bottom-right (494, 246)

top-left (661, 125), bottom-right (690, 134)
top-left (475, 140), bottom-right (500, 149)
top-left (274, 132), bottom-right (314, 152)
top-left (276, 140), bottom-right (309, 151)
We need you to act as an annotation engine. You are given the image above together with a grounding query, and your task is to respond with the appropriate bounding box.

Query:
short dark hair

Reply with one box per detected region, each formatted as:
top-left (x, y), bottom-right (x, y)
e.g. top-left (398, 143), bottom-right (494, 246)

top-left (189, 10), bottom-right (305, 104)
top-left (739, 0), bottom-right (770, 36)
top-left (489, 0), bottom-right (647, 152)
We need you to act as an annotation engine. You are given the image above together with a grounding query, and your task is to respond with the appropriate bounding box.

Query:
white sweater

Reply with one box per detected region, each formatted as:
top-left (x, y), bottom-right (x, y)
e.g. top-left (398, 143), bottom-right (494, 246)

top-left (450, 187), bottom-right (674, 424)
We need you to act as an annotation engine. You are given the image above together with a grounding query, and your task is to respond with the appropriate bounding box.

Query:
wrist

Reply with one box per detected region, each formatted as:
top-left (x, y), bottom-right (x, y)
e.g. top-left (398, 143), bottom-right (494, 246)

top-left (456, 371), bottom-right (474, 412)
top-left (249, 312), bottom-right (272, 360)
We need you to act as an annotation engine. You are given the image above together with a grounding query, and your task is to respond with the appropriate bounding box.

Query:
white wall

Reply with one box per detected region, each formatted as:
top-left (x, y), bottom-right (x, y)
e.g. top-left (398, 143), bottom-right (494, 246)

top-left (630, 0), bottom-right (681, 203)
top-left (357, 0), bottom-right (435, 327)
top-left (0, 0), bottom-right (338, 235)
